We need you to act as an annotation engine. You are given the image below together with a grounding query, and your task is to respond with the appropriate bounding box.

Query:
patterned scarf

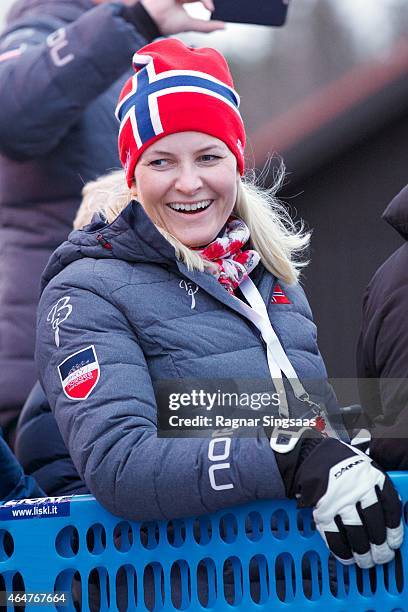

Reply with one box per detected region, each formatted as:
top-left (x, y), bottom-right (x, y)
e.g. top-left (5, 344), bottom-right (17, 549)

top-left (196, 217), bottom-right (260, 294)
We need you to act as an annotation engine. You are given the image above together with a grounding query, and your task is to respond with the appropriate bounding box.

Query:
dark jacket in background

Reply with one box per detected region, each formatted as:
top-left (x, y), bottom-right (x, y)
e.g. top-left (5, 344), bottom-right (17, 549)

top-left (15, 380), bottom-right (88, 495)
top-left (0, 427), bottom-right (45, 502)
top-left (0, 0), bottom-right (157, 434)
top-left (357, 184), bottom-right (408, 469)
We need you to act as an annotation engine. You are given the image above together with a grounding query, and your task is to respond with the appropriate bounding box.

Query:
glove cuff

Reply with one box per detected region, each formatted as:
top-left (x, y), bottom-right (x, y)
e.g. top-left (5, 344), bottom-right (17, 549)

top-left (293, 438), bottom-right (363, 507)
top-left (273, 429), bottom-right (324, 498)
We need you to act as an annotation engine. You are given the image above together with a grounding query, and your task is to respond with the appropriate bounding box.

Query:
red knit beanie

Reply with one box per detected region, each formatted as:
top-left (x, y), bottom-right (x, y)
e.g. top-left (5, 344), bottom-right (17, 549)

top-left (115, 38), bottom-right (246, 187)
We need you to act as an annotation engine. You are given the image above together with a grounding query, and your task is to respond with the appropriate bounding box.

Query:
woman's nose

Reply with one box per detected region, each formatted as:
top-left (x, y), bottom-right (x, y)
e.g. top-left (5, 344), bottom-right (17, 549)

top-left (174, 164), bottom-right (203, 194)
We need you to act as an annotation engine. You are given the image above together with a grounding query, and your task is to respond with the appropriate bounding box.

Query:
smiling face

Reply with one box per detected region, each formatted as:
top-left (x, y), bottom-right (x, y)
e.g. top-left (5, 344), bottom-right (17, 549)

top-left (133, 132), bottom-right (239, 248)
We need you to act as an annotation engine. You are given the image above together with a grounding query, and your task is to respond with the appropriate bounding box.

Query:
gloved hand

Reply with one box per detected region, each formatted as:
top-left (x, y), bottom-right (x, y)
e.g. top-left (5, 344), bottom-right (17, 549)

top-left (275, 435), bottom-right (403, 568)
top-left (0, 430), bottom-right (45, 502)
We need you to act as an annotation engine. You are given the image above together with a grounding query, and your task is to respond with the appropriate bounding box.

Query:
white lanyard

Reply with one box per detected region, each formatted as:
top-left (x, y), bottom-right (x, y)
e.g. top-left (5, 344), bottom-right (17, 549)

top-left (234, 277), bottom-right (311, 418)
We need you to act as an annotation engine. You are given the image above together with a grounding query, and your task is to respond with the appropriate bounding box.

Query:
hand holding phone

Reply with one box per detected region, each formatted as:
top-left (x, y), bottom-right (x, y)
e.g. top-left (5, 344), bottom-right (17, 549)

top-left (211, 0), bottom-right (290, 27)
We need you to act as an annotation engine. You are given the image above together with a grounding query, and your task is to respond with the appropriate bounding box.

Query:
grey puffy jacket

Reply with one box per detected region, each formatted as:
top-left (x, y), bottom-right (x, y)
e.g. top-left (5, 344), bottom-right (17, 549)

top-left (35, 201), bottom-right (346, 521)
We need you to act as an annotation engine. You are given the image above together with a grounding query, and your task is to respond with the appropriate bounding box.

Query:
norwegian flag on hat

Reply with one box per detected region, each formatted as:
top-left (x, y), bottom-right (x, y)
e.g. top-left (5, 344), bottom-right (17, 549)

top-left (115, 38), bottom-right (246, 186)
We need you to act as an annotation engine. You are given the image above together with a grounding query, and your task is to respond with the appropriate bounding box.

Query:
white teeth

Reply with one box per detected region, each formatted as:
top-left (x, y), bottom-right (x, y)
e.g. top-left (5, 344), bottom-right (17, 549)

top-left (169, 200), bottom-right (212, 212)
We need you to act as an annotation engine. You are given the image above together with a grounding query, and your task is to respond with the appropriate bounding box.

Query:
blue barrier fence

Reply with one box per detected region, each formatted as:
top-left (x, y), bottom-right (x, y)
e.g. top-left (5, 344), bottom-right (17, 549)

top-left (0, 472), bottom-right (406, 611)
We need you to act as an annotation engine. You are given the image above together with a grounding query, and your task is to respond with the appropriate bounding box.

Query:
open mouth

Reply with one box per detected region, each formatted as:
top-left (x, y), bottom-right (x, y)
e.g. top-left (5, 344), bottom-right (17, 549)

top-left (167, 199), bottom-right (214, 215)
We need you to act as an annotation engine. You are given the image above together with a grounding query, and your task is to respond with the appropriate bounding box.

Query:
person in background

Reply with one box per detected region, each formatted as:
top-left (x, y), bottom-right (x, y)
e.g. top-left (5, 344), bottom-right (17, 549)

top-left (357, 184), bottom-right (408, 470)
top-left (0, 0), bottom-right (223, 444)
top-left (32, 38), bottom-right (403, 574)
top-left (0, 431), bottom-right (44, 502)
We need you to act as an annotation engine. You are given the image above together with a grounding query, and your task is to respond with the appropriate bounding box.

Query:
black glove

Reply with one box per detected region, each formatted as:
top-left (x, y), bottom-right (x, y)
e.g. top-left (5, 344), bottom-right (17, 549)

top-left (275, 435), bottom-right (403, 568)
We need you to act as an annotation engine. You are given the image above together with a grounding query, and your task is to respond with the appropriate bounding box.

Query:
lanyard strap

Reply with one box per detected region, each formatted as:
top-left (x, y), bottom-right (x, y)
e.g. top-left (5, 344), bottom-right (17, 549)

top-left (234, 277), bottom-right (310, 418)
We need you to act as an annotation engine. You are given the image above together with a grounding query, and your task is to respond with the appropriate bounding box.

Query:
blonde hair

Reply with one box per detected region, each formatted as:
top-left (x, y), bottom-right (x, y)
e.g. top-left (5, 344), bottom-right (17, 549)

top-left (74, 167), bottom-right (310, 284)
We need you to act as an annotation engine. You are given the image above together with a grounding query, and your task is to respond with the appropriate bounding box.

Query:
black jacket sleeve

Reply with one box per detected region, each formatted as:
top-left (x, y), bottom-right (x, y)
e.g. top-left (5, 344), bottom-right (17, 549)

top-left (357, 281), bottom-right (408, 469)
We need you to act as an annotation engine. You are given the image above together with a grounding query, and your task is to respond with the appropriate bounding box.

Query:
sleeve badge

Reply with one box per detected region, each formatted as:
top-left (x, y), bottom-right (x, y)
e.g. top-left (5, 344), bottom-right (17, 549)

top-left (58, 345), bottom-right (100, 401)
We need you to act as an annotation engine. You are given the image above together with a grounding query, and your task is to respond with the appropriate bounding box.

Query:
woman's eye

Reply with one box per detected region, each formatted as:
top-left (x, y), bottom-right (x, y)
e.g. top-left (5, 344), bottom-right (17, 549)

top-left (199, 154), bottom-right (221, 162)
top-left (150, 159), bottom-right (169, 167)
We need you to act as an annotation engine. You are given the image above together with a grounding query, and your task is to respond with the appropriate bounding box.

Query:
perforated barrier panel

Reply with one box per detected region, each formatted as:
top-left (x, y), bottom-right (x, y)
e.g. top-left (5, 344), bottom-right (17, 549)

top-left (0, 472), bottom-right (406, 610)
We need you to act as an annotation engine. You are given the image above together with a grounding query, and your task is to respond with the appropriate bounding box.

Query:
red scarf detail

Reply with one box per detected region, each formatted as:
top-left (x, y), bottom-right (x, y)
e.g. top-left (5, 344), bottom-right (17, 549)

top-left (196, 217), bottom-right (260, 294)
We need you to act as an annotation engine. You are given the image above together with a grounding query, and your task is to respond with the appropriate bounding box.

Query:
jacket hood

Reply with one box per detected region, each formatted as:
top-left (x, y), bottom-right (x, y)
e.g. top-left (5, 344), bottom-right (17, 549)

top-left (382, 184), bottom-right (408, 241)
top-left (41, 201), bottom-right (178, 292)
top-left (6, 0), bottom-right (93, 24)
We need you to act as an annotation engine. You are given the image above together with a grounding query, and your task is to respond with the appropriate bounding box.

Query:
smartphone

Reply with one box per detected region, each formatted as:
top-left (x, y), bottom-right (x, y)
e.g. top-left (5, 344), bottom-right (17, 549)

top-left (211, 0), bottom-right (290, 27)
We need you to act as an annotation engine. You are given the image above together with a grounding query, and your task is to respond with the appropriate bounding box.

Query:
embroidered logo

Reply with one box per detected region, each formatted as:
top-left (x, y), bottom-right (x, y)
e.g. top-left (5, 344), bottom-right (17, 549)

top-left (46, 27), bottom-right (74, 67)
top-left (58, 345), bottom-right (100, 401)
top-left (271, 284), bottom-right (291, 305)
top-left (179, 280), bottom-right (199, 309)
top-left (47, 296), bottom-right (72, 347)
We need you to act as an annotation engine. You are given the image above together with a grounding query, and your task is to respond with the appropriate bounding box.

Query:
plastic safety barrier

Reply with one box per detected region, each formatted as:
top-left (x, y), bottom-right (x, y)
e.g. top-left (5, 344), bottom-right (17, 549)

top-left (0, 472), bottom-right (406, 610)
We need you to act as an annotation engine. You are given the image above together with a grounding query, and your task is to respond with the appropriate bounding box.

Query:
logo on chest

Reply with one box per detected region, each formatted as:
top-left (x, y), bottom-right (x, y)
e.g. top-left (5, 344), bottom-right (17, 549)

top-left (271, 284), bottom-right (291, 305)
top-left (179, 280), bottom-right (199, 309)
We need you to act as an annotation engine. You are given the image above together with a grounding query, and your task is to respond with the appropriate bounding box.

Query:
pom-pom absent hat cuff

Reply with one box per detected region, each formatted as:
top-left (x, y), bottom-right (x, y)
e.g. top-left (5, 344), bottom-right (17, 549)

top-left (116, 38), bottom-right (246, 187)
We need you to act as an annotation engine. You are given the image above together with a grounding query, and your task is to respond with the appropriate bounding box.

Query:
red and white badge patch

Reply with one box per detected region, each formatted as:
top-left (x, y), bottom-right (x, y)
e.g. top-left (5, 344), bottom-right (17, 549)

top-left (271, 284), bottom-right (291, 304)
top-left (58, 345), bottom-right (100, 401)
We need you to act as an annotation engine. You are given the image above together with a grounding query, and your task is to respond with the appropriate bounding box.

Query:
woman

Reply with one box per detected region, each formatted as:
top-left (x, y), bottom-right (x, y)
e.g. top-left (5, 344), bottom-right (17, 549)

top-left (34, 38), bottom-right (402, 571)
